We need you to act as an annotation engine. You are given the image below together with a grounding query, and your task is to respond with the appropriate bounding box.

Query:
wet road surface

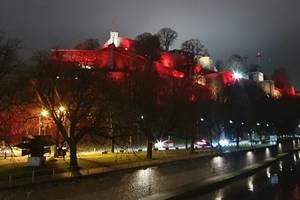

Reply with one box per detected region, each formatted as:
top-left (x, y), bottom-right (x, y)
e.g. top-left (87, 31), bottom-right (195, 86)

top-left (189, 151), bottom-right (300, 200)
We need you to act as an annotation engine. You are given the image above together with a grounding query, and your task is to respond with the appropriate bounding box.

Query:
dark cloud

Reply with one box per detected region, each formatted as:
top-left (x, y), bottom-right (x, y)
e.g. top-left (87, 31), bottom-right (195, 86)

top-left (1, 0), bottom-right (299, 87)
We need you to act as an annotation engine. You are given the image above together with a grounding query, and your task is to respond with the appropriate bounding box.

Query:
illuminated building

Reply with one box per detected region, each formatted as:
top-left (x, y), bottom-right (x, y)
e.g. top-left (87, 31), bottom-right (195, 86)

top-left (50, 31), bottom-right (299, 100)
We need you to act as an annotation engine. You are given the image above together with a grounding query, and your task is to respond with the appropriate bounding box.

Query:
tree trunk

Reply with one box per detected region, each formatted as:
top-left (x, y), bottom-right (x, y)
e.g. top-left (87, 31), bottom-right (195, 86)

top-left (190, 133), bottom-right (195, 152)
top-left (54, 128), bottom-right (60, 157)
top-left (236, 131), bottom-right (240, 150)
top-left (146, 134), bottom-right (153, 160)
top-left (185, 133), bottom-right (188, 150)
top-left (69, 138), bottom-right (79, 171)
top-left (111, 137), bottom-right (115, 153)
top-left (209, 129), bottom-right (213, 148)
top-left (249, 132), bottom-right (253, 147)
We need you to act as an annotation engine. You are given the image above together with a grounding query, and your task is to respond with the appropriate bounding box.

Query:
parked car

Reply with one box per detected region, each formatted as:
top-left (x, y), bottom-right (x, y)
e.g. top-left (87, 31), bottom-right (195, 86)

top-left (154, 140), bottom-right (175, 149)
top-left (194, 139), bottom-right (210, 148)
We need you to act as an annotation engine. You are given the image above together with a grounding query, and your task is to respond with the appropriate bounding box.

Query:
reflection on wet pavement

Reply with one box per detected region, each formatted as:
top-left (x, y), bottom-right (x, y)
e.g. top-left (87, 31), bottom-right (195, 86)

top-left (189, 150), bottom-right (300, 200)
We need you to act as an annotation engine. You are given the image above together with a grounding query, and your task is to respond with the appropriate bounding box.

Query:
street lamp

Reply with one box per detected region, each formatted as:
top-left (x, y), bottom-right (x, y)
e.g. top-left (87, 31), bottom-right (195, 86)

top-left (256, 122), bottom-right (260, 126)
top-left (39, 109), bottom-right (49, 135)
top-left (200, 118), bottom-right (204, 122)
top-left (41, 109), bottom-right (49, 117)
top-left (58, 106), bottom-right (66, 113)
top-left (229, 120), bottom-right (233, 124)
top-left (233, 71), bottom-right (243, 80)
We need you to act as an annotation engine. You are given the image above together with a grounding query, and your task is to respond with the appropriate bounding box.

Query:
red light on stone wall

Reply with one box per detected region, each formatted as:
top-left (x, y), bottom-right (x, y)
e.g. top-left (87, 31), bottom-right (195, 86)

top-left (109, 72), bottom-right (124, 81)
top-left (219, 71), bottom-right (235, 86)
top-left (193, 64), bottom-right (202, 74)
top-left (120, 38), bottom-right (133, 50)
top-left (159, 52), bottom-right (174, 69)
top-left (190, 94), bottom-right (197, 102)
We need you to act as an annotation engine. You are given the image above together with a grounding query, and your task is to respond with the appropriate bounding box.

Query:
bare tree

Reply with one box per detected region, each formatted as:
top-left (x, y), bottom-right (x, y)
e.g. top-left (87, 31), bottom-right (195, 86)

top-left (226, 54), bottom-right (247, 72)
top-left (156, 27), bottom-right (178, 51)
top-left (135, 32), bottom-right (161, 60)
top-left (0, 34), bottom-right (23, 112)
top-left (181, 39), bottom-right (208, 56)
top-left (129, 32), bottom-right (162, 159)
top-left (34, 60), bottom-right (109, 170)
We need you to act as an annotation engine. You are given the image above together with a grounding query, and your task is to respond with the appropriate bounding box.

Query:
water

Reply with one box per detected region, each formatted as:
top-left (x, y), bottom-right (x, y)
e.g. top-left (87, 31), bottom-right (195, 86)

top-left (189, 151), bottom-right (300, 200)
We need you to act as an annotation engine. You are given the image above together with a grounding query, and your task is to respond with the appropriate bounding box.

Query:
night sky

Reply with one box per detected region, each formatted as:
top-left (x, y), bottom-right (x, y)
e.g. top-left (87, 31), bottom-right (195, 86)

top-left (1, 0), bottom-right (299, 88)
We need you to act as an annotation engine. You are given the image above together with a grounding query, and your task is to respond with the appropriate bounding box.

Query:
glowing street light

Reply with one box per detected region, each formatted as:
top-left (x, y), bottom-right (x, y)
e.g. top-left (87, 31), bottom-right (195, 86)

top-left (58, 106), bottom-right (66, 113)
top-left (39, 109), bottom-right (49, 135)
top-left (200, 118), bottom-right (204, 122)
top-left (41, 109), bottom-right (49, 117)
top-left (257, 122), bottom-right (260, 126)
top-left (229, 120), bottom-right (233, 124)
top-left (233, 71), bottom-right (243, 80)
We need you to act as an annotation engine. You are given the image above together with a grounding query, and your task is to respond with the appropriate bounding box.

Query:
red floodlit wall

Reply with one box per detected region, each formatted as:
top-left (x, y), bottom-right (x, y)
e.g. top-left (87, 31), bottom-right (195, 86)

top-left (289, 86), bottom-right (296, 96)
top-left (50, 49), bottom-right (110, 68)
top-left (205, 71), bottom-right (235, 86)
top-left (218, 71), bottom-right (235, 86)
top-left (120, 38), bottom-right (134, 50)
top-left (154, 51), bottom-right (187, 78)
top-left (277, 85), bottom-right (296, 96)
top-left (103, 38), bottom-right (134, 50)
top-left (51, 45), bottom-right (147, 72)
top-left (193, 64), bottom-right (202, 74)
top-left (159, 52), bottom-right (174, 68)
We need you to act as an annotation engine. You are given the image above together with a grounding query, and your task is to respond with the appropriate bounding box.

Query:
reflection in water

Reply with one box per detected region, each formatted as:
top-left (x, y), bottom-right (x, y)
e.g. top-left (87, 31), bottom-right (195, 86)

top-left (136, 168), bottom-right (152, 185)
top-left (211, 156), bottom-right (224, 168)
top-left (246, 151), bottom-right (254, 165)
top-left (210, 156), bottom-right (225, 175)
top-left (214, 190), bottom-right (223, 200)
top-left (192, 151), bottom-right (300, 200)
top-left (265, 148), bottom-right (270, 158)
top-left (135, 168), bottom-right (154, 195)
top-left (293, 184), bottom-right (300, 199)
top-left (294, 154), bottom-right (297, 163)
top-left (278, 143), bottom-right (282, 153)
top-left (279, 161), bottom-right (283, 171)
top-left (248, 176), bottom-right (254, 192)
top-left (266, 167), bottom-right (271, 178)
top-left (270, 173), bottom-right (278, 184)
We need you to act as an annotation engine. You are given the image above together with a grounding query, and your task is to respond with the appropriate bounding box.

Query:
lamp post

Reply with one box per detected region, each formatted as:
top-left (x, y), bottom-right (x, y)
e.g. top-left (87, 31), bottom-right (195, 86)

top-left (39, 109), bottom-right (49, 135)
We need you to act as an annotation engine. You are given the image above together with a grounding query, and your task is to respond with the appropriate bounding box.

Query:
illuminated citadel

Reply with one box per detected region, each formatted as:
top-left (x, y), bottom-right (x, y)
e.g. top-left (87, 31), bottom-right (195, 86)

top-left (50, 32), bottom-right (299, 100)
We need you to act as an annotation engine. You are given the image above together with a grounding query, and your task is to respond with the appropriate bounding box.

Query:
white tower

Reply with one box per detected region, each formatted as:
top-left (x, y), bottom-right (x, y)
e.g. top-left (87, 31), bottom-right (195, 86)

top-left (107, 32), bottom-right (121, 47)
top-left (249, 71), bottom-right (264, 82)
